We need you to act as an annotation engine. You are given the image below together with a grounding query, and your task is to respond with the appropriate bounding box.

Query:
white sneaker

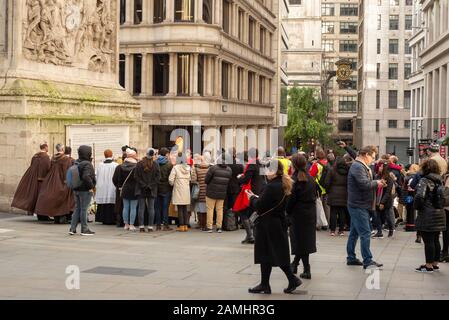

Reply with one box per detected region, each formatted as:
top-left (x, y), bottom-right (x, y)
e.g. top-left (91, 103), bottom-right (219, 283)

top-left (124, 224), bottom-right (130, 231)
top-left (129, 225), bottom-right (137, 232)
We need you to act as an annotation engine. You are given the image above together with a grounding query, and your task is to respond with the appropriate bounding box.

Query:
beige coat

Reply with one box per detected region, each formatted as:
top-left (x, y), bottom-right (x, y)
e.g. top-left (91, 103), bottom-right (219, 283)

top-left (169, 164), bottom-right (197, 205)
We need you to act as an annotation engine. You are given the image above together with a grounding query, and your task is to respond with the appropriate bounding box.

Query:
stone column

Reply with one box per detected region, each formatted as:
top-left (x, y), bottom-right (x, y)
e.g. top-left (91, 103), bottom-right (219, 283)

top-left (196, 0), bottom-right (204, 22)
top-left (244, 13), bottom-right (249, 44)
top-left (165, 0), bottom-right (174, 22)
top-left (442, 65), bottom-right (448, 120)
top-left (142, 0), bottom-right (149, 23)
top-left (254, 74), bottom-right (260, 103)
top-left (255, 22), bottom-right (261, 52)
top-left (234, 3), bottom-right (239, 38)
top-left (147, 0), bottom-right (154, 24)
top-left (125, 53), bottom-right (132, 93)
top-left (126, 0), bottom-right (135, 24)
top-left (168, 53), bottom-right (177, 96)
top-left (242, 69), bottom-right (248, 101)
top-left (192, 54), bottom-right (200, 96)
top-left (213, 56), bottom-right (220, 96)
top-left (215, 0), bottom-right (222, 27)
top-left (206, 56), bottom-right (213, 96)
top-left (141, 53), bottom-right (148, 95)
top-left (436, 1), bottom-right (441, 38)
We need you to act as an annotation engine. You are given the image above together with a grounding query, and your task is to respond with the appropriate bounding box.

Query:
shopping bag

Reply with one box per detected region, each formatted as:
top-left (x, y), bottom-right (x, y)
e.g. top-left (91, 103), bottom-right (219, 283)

top-left (316, 197), bottom-right (328, 228)
top-left (232, 180), bottom-right (252, 212)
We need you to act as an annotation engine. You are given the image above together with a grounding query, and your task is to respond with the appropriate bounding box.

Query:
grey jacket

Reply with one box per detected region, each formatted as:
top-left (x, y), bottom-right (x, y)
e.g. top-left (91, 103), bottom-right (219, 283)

top-left (347, 160), bottom-right (378, 210)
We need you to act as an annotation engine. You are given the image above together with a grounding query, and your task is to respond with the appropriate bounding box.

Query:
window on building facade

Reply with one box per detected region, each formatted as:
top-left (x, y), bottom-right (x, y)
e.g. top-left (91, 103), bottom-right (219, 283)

top-left (259, 76), bottom-right (265, 103)
top-left (322, 40), bottom-right (334, 52)
top-left (377, 63), bottom-right (381, 79)
top-left (405, 15), bottom-right (412, 30)
top-left (376, 120), bottom-right (380, 132)
top-left (222, 61), bottom-right (229, 99)
top-left (405, 63), bottom-right (411, 79)
top-left (406, 0), bottom-right (413, 5)
top-left (340, 22), bottom-right (358, 34)
top-left (175, 0), bottom-right (194, 22)
top-left (377, 39), bottom-right (381, 54)
top-left (339, 76), bottom-right (357, 90)
top-left (289, 0), bottom-right (302, 4)
top-left (203, 0), bottom-right (212, 24)
top-left (134, 0), bottom-right (143, 24)
top-left (198, 55), bottom-right (204, 96)
top-left (390, 0), bottom-right (399, 6)
top-left (322, 4), bottom-right (335, 16)
top-left (237, 67), bottom-right (243, 99)
top-left (260, 26), bottom-right (266, 54)
top-left (177, 54), bottom-right (190, 96)
top-left (376, 90), bottom-right (380, 109)
top-left (405, 40), bottom-right (411, 54)
top-left (340, 4), bottom-right (358, 16)
top-left (377, 15), bottom-right (382, 30)
top-left (238, 9), bottom-right (244, 40)
top-left (349, 59), bottom-right (357, 70)
top-left (340, 40), bottom-right (357, 52)
top-left (404, 90), bottom-right (411, 108)
top-left (120, 0), bottom-right (126, 24)
top-left (248, 71), bottom-right (255, 102)
top-left (338, 119), bottom-right (353, 132)
top-left (339, 96), bottom-right (357, 112)
top-left (389, 90), bottom-right (398, 108)
top-left (119, 54), bottom-right (125, 88)
top-left (389, 15), bottom-right (399, 30)
top-left (133, 54), bottom-right (142, 95)
top-left (389, 63), bottom-right (398, 79)
top-left (404, 120), bottom-right (411, 128)
top-left (249, 17), bottom-right (255, 48)
top-left (322, 22), bottom-right (334, 34)
top-left (389, 39), bottom-right (399, 54)
top-left (223, 0), bottom-right (230, 34)
top-left (154, 0), bottom-right (165, 23)
top-left (153, 54), bottom-right (169, 95)
top-left (388, 120), bottom-right (398, 128)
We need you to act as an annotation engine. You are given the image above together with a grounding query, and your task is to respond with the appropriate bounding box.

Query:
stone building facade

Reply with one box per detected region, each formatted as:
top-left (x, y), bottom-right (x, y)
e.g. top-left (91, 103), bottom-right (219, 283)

top-left (356, 0), bottom-right (413, 161)
top-left (0, 0), bottom-right (146, 212)
top-left (118, 0), bottom-right (287, 152)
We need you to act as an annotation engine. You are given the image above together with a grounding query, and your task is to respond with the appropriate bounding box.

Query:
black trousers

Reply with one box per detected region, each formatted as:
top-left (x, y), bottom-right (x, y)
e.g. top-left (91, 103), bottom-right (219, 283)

top-left (292, 254), bottom-right (309, 267)
top-left (261, 263), bottom-right (295, 287)
top-left (177, 205), bottom-right (189, 226)
top-left (443, 210), bottom-right (449, 253)
top-left (421, 231), bottom-right (441, 263)
top-left (330, 206), bottom-right (347, 232)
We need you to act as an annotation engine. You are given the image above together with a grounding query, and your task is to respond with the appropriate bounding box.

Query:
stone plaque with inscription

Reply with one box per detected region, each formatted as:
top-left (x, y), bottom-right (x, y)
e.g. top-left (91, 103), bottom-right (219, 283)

top-left (66, 125), bottom-right (130, 168)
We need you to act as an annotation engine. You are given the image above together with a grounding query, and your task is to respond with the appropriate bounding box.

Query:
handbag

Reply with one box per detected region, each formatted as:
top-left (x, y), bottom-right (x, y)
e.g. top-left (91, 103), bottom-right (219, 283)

top-left (120, 168), bottom-right (135, 198)
top-left (316, 197), bottom-right (328, 228)
top-left (191, 183), bottom-right (200, 201)
top-left (233, 180), bottom-right (252, 212)
top-left (249, 194), bottom-right (287, 227)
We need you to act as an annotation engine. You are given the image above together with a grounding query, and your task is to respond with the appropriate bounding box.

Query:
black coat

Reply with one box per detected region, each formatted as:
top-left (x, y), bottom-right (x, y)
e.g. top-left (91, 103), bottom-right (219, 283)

top-left (157, 156), bottom-right (173, 195)
top-left (250, 176), bottom-right (290, 266)
top-left (238, 159), bottom-right (266, 196)
top-left (227, 162), bottom-right (244, 195)
top-left (75, 145), bottom-right (96, 191)
top-left (205, 164), bottom-right (232, 200)
top-left (134, 159), bottom-right (161, 198)
top-left (414, 173), bottom-right (447, 232)
top-left (378, 174), bottom-right (395, 209)
top-left (324, 162), bottom-right (349, 207)
top-left (112, 161), bottom-right (138, 200)
top-left (286, 174), bottom-right (317, 256)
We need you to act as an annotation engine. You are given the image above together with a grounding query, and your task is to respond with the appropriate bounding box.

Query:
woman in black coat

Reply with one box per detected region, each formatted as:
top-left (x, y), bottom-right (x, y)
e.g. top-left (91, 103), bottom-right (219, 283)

top-left (324, 156), bottom-right (350, 236)
top-left (414, 159), bottom-right (447, 273)
top-left (238, 148), bottom-right (266, 244)
top-left (287, 154), bottom-right (317, 279)
top-left (373, 162), bottom-right (396, 238)
top-left (247, 159), bottom-right (301, 294)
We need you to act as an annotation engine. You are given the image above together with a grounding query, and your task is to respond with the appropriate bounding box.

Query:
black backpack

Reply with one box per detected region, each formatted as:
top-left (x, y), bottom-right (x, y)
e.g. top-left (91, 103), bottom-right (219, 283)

top-left (432, 182), bottom-right (449, 209)
top-left (318, 162), bottom-right (329, 189)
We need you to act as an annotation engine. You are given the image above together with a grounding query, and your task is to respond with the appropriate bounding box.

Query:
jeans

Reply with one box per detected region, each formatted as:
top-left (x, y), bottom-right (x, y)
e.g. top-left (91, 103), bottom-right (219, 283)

top-left (138, 197), bottom-right (155, 227)
top-left (330, 206), bottom-right (347, 232)
top-left (155, 192), bottom-right (171, 226)
top-left (421, 231), bottom-right (441, 263)
top-left (123, 199), bottom-right (138, 225)
top-left (347, 207), bottom-right (373, 266)
top-left (206, 197), bottom-right (225, 229)
top-left (70, 191), bottom-right (92, 233)
top-left (374, 206), bottom-right (395, 233)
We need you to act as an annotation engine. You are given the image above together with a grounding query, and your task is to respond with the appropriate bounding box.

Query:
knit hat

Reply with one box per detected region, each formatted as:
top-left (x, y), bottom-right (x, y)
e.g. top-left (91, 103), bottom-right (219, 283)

top-left (126, 148), bottom-right (138, 160)
top-left (104, 149), bottom-right (113, 158)
top-left (147, 148), bottom-right (156, 158)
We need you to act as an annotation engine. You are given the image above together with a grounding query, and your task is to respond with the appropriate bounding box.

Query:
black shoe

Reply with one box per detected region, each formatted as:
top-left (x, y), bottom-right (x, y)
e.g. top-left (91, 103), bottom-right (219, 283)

top-left (248, 284), bottom-right (271, 294)
top-left (372, 233), bottom-right (384, 239)
top-left (300, 265), bottom-right (311, 279)
top-left (68, 230), bottom-right (76, 235)
top-left (284, 276), bottom-right (302, 294)
top-left (415, 237), bottom-right (422, 244)
top-left (363, 261), bottom-right (383, 269)
top-left (241, 238), bottom-right (255, 244)
top-left (388, 230), bottom-right (394, 238)
top-left (347, 259), bottom-right (364, 266)
top-left (81, 230), bottom-right (95, 236)
top-left (415, 265), bottom-right (433, 273)
top-left (291, 262), bottom-right (298, 274)
top-left (440, 252), bottom-right (449, 263)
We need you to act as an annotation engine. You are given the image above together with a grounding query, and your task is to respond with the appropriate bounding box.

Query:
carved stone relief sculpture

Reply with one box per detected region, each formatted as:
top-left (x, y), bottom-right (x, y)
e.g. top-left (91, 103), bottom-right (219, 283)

top-left (23, 0), bottom-right (116, 73)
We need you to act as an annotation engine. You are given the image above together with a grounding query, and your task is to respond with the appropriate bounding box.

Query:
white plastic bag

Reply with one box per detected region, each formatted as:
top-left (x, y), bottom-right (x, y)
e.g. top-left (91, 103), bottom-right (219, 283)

top-left (316, 197), bottom-right (328, 228)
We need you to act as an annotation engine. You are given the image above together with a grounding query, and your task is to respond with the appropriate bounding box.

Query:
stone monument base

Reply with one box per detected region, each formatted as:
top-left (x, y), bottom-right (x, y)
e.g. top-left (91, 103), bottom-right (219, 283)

top-left (0, 78), bottom-right (148, 213)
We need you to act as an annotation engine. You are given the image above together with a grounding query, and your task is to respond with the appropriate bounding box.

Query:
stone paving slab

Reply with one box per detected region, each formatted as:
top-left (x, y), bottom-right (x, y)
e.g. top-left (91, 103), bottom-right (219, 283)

top-left (0, 213), bottom-right (448, 300)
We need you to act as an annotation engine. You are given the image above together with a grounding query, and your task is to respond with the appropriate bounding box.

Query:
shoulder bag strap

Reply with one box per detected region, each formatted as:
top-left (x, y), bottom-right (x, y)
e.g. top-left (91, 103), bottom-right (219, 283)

top-left (257, 194), bottom-right (287, 218)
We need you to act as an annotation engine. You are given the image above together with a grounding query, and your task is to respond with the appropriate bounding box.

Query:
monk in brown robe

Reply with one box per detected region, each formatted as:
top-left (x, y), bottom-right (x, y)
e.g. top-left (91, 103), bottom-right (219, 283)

top-left (34, 144), bottom-right (75, 221)
top-left (11, 143), bottom-right (51, 217)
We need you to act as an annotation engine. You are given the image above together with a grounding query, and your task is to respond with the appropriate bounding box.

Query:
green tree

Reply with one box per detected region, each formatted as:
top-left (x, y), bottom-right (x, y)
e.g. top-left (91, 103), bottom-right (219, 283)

top-left (285, 87), bottom-right (332, 152)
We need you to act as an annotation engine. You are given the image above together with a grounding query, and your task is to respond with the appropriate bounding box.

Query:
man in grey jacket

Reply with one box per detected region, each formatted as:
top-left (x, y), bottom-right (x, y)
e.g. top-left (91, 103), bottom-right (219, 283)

top-left (346, 145), bottom-right (385, 269)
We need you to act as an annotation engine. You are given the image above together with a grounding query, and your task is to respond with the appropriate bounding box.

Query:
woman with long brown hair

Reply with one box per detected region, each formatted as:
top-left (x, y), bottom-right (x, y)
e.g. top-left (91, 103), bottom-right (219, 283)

top-left (246, 159), bottom-right (301, 294)
top-left (287, 154), bottom-right (317, 279)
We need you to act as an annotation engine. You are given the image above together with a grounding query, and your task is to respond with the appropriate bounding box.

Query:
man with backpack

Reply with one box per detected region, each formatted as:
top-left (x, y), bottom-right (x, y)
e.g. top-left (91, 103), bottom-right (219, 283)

top-left (309, 147), bottom-right (330, 228)
top-left (68, 145), bottom-right (96, 236)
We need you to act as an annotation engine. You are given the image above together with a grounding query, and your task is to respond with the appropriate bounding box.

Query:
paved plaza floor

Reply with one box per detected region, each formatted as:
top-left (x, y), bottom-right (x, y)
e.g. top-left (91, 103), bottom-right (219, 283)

top-left (0, 212), bottom-right (448, 300)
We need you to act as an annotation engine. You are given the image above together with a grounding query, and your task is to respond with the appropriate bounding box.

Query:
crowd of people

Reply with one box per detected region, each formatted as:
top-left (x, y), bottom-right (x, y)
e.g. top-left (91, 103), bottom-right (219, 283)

top-left (10, 139), bottom-right (449, 293)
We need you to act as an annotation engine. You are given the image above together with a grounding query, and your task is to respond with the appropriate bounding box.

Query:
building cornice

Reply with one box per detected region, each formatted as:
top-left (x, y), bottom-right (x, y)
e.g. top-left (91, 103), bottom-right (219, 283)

top-left (421, 31), bottom-right (449, 67)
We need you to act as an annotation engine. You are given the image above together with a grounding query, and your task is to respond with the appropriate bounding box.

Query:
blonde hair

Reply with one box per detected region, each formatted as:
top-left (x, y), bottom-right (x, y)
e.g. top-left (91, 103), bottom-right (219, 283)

top-left (408, 164), bottom-right (420, 174)
top-left (268, 159), bottom-right (293, 196)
